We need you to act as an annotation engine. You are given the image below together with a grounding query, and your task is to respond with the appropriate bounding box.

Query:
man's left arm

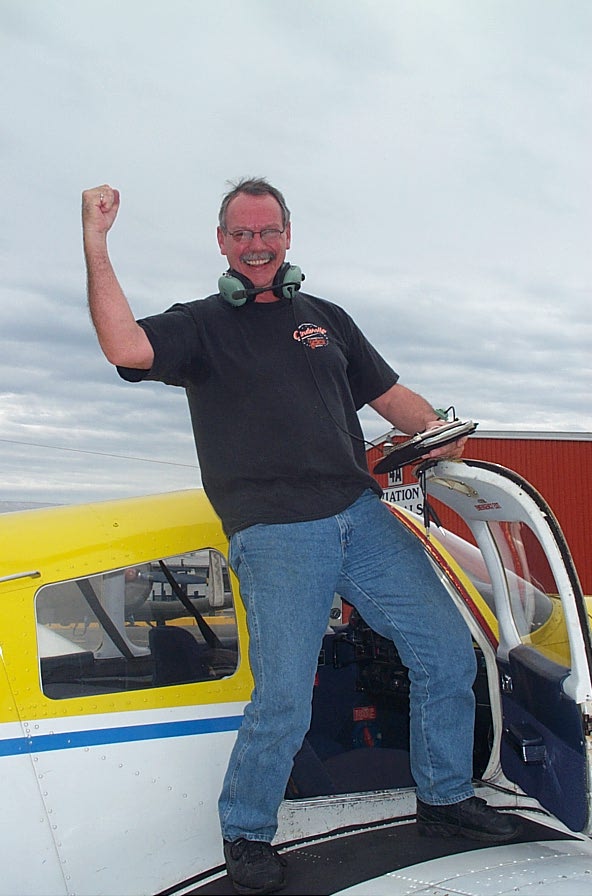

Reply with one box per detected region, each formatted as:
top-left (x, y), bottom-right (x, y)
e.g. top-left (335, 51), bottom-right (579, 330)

top-left (370, 383), bottom-right (467, 460)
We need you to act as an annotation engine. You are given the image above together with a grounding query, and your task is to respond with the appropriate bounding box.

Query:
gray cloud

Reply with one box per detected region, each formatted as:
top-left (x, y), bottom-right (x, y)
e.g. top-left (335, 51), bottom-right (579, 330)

top-left (1, 0), bottom-right (590, 503)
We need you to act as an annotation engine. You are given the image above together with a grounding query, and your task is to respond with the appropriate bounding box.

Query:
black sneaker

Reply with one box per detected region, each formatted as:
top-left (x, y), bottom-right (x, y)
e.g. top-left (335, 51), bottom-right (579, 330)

top-left (416, 796), bottom-right (522, 842)
top-left (223, 838), bottom-right (287, 895)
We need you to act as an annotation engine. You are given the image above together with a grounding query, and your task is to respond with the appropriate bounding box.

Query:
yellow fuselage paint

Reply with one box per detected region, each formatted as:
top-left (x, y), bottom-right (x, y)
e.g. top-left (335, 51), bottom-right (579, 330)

top-left (0, 489), bottom-right (253, 723)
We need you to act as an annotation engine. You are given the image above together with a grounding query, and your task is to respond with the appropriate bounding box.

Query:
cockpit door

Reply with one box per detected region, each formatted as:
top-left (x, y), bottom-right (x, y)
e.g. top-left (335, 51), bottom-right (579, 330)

top-left (424, 459), bottom-right (592, 834)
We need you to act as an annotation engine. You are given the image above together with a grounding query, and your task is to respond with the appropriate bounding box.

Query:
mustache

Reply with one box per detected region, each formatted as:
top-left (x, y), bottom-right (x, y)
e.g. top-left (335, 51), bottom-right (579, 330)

top-left (240, 250), bottom-right (275, 264)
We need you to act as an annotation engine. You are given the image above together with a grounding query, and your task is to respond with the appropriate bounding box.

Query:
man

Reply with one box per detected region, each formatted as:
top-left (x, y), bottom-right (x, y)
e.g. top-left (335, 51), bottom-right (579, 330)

top-left (82, 178), bottom-right (519, 896)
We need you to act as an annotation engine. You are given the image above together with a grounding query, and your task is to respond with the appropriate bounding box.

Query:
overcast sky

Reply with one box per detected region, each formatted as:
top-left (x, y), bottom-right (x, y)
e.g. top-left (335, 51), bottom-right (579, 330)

top-left (1, 0), bottom-right (590, 506)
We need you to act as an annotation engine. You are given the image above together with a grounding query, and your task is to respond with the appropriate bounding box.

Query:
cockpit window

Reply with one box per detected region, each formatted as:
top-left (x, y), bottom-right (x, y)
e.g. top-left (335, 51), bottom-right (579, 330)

top-left (436, 519), bottom-right (567, 664)
top-left (487, 520), bottom-right (569, 666)
top-left (35, 549), bottom-right (238, 699)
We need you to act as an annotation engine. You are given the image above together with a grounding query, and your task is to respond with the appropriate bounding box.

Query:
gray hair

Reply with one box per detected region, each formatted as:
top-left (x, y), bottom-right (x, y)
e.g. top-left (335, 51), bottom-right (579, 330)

top-left (218, 177), bottom-right (291, 231)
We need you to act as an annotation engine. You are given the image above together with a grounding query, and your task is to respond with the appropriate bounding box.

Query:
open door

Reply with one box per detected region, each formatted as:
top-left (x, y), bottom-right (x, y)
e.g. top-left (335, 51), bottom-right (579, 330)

top-left (424, 459), bottom-right (592, 834)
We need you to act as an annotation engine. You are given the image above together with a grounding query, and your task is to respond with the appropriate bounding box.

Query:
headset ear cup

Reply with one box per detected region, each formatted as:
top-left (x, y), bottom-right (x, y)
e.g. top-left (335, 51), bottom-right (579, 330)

top-left (218, 271), bottom-right (254, 307)
top-left (219, 265), bottom-right (304, 305)
top-left (272, 263), bottom-right (304, 299)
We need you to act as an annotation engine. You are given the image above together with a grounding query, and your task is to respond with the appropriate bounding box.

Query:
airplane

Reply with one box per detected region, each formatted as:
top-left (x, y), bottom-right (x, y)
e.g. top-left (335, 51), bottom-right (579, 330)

top-left (0, 457), bottom-right (591, 895)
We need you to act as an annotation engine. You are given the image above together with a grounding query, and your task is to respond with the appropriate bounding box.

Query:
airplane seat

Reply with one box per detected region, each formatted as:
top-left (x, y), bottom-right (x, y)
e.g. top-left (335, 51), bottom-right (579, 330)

top-left (288, 630), bottom-right (415, 798)
top-left (149, 626), bottom-right (212, 685)
top-left (40, 650), bottom-right (96, 697)
top-left (306, 631), bottom-right (360, 758)
top-left (321, 746), bottom-right (414, 793)
top-left (288, 738), bottom-right (414, 799)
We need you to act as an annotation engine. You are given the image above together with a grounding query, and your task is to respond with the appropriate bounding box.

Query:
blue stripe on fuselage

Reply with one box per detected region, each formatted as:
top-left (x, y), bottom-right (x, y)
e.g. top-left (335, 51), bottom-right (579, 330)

top-left (0, 714), bottom-right (243, 756)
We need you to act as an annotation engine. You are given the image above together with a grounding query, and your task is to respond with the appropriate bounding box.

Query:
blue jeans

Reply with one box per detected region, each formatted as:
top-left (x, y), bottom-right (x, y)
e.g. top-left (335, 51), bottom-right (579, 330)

top-left (219, 489), bottom-right (476, 843)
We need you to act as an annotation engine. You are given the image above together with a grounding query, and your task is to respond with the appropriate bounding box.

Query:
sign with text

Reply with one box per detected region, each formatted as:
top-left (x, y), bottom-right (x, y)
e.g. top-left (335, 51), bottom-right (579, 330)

top-left (382, 467), bottom-right (423, 516)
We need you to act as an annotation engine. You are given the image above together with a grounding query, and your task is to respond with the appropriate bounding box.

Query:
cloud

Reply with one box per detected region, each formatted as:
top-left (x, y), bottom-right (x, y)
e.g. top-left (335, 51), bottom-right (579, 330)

top-left (1, 0), bottom-right (590, 503)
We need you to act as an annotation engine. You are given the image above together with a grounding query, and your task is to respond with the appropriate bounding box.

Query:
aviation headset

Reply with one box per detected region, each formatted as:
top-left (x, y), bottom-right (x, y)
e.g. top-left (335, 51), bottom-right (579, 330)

top-left (218, 262), bottom-right (304, 307)
top-left (216, 262), bottom-right (383, 456)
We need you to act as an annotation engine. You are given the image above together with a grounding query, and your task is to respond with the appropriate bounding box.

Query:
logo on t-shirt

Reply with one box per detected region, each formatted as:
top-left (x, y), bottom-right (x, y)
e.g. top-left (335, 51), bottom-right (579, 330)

top-left (293, 322), bottom-right (329, 350)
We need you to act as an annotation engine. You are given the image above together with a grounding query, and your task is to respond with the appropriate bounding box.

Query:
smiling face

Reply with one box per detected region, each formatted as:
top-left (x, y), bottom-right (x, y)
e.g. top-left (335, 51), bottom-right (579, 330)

top-left (217, 192), bottom-right (291, 302)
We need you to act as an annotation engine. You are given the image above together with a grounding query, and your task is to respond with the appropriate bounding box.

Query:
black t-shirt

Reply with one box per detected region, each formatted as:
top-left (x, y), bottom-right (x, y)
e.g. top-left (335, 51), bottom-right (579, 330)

top-left (118, 292), bottom-right (398, 535)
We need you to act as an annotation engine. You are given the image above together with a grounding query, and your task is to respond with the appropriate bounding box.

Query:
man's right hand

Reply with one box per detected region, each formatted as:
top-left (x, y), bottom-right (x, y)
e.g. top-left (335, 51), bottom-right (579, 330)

top-left (81, 183), bottom-right (154, 369)
top-left (82, 184), bottom-right (120, 238)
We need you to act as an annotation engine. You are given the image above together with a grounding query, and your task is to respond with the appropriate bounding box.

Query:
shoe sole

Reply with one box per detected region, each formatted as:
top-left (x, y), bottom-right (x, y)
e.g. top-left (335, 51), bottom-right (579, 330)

top-left (229, 879), bottom-right (286, 896)
top-left (417, 819), bottom-right (522, 843)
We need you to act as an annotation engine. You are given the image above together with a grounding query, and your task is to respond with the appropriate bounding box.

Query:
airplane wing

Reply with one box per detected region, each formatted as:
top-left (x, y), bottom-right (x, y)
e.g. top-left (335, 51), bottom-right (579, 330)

top-left (333, 838), bottom-right (592, 895)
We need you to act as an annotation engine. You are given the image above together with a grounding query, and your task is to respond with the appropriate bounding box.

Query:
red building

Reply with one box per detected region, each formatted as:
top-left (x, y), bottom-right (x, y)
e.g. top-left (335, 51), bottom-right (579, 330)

top-left (367, 431), bottom-right (592, 595)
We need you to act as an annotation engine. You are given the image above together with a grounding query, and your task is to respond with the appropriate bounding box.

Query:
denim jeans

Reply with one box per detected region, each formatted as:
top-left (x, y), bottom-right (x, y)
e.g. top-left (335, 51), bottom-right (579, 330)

top-left (219, 489), bottom-right (476, 843)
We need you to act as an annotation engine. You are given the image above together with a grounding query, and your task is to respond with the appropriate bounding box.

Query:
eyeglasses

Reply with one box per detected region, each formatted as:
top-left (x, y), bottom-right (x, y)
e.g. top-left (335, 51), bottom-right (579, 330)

top-left (225, 228), bottom-right (285, 243)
